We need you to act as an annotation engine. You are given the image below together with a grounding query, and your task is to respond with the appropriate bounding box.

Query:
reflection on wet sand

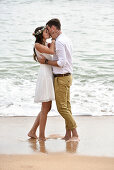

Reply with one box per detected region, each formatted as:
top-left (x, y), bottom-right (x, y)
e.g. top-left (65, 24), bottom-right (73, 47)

top-left (28, 137), bottom-right (79, 154)
top-left (66, 141), bottom-right (79, 153)
top-left (28, 138), bottom-right (38, 152)
top-left (28, 138), bottom-right (47, 153)
top-left (39, 140), bottom-right (47, 153)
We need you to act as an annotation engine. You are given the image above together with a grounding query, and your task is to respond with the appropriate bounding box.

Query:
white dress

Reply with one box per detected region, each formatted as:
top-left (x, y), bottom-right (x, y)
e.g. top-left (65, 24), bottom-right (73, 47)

top-left (34, 48), bottom-right (55, 103)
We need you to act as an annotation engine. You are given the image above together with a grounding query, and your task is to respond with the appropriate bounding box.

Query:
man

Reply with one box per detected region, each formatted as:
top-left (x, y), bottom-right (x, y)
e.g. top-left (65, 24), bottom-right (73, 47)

top-left (38, 18), bottom-right (79, 141)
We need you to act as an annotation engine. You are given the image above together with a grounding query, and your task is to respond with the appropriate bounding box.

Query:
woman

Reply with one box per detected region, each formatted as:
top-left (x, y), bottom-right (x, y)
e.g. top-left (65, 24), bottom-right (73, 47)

top-left (28, 26), bottom-right (55, 141)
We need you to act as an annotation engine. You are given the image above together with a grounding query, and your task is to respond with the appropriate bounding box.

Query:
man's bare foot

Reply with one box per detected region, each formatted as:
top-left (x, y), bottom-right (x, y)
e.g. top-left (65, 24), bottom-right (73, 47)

top-left (62, 135), bottom-right (71, 141)
top-left (62, 129), bottom-right (71, 141)
top-left (28, 131), bottom-right (38, 139)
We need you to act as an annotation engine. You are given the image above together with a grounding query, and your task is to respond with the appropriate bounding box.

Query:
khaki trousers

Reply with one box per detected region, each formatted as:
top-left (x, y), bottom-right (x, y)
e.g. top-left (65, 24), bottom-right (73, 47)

top-left (54, 75), bottom-right (77, 130)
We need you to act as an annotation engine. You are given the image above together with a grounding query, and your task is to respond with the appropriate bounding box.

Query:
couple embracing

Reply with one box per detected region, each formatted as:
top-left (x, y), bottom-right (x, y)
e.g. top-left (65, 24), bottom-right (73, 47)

top-left (28, 18), bottom-right (79, 142)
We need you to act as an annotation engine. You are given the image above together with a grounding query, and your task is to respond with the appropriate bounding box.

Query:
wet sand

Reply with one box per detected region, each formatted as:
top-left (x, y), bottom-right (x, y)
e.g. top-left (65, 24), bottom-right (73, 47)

top-left (0, 116), bottom-right (114, 170)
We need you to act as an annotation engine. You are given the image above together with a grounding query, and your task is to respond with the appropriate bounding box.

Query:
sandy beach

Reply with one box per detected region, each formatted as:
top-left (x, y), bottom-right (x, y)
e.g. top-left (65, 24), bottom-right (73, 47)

top-left (0, 154), bottom-right (114, 170)
top-left (0, 116), bottom-right (114, 170)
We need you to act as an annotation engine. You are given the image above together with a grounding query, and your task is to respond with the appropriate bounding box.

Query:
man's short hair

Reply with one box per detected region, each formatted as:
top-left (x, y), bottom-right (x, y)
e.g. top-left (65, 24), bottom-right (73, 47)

top-left (46, 18), bottom-right (61, 30)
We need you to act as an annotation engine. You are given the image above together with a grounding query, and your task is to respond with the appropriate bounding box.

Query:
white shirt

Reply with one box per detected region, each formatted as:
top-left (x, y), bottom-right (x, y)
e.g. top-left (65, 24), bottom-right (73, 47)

top-left (52, 33), bottom-right (73, 74)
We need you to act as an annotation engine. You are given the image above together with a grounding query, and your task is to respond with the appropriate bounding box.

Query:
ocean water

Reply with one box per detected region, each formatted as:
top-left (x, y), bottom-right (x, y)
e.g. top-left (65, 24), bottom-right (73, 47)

top-left (0, 0), bottom-right (114, 116)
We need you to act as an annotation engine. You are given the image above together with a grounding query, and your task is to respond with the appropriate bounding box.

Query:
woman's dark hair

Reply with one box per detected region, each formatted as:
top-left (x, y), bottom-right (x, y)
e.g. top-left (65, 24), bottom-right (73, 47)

top-left (33, 26), bottom-right (45, 61)
top-left (46, 18), bottom-right (61, 30)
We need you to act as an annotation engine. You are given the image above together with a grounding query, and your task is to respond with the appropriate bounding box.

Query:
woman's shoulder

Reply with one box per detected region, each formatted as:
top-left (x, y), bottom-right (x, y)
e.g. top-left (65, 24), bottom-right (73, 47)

top-left (35, 43), bottom-right (41, 49)
top-left (35, 47), bottom-right (48, 56)
top-left (35, 47), bottom-right (41, 56)
top-left (35, 43), bottom-right (43, 54)
top-left (35, 48), bottom-right (52, 60)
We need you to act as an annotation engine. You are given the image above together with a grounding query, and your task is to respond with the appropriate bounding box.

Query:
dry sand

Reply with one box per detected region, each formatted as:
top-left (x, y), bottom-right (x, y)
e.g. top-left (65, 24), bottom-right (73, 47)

top-left (0, 153), bottom-right (114, 170)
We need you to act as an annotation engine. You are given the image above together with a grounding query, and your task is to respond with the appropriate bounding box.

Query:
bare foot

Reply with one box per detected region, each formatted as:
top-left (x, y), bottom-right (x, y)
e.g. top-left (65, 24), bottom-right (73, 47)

top-left (62, 129), bottom-right (71, 141)
top-left (28, 131), bottom-right (38, 139)
top-left (62, 135), bottom-right (71, 141)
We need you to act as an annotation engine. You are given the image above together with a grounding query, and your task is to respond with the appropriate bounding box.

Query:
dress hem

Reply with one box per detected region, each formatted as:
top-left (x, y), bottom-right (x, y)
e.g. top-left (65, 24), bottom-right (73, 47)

top-left (34, 98), bottom-right (55, 103)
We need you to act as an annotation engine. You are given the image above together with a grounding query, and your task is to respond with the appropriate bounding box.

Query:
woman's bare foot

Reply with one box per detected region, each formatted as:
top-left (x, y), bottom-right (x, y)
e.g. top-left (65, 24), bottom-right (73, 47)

top-left (28, 131), bottom-right (38, 139)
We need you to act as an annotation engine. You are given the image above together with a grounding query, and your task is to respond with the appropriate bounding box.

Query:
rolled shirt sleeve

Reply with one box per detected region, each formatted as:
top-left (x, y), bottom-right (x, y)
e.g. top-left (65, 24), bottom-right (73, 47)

top-left (56, 41), bottom-right (66, 67)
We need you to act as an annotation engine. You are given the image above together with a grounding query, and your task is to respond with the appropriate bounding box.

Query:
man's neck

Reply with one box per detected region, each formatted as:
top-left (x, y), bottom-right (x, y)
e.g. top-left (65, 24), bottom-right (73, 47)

top-left (55, 30), bottom-right (62, 39)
